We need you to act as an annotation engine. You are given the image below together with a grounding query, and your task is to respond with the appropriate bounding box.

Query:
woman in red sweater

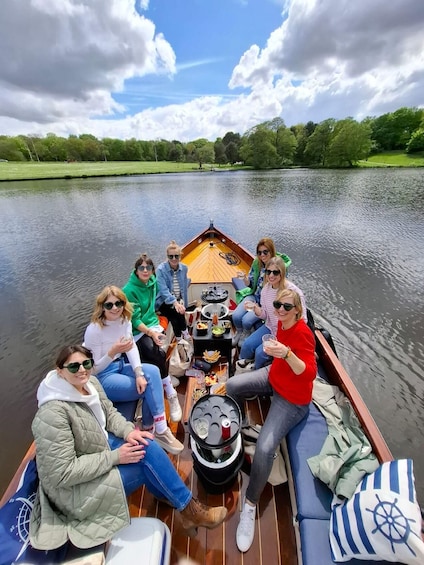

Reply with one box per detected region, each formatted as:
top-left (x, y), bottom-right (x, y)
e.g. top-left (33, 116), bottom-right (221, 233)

top-left (226, 288), bottom-right (317, 553)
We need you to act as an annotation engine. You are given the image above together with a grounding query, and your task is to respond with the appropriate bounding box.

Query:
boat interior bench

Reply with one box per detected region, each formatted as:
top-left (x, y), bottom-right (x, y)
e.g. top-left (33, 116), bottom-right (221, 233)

top-left (285, 369), bottom-right (392, 565)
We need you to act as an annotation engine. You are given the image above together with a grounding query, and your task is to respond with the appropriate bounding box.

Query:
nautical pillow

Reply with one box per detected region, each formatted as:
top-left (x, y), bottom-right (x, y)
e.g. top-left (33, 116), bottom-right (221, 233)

top-left (330, 459), bottom-right (424, 564)
top-left (0, 459), bottom-right (68, 564)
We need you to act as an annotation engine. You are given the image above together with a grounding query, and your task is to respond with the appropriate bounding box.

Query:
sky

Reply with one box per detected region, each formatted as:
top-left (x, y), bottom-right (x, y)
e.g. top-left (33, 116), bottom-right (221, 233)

top-left (1, 0), bottom-right (423, 142)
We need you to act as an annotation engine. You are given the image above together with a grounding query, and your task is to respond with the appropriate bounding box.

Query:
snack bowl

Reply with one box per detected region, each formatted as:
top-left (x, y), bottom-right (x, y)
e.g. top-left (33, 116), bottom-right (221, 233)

top-left (196, 321), bottom-right (208, 336)
top-left (203, 350), bottom-right (220, 363)
top-left (212, 325), bottom-right (225, 338)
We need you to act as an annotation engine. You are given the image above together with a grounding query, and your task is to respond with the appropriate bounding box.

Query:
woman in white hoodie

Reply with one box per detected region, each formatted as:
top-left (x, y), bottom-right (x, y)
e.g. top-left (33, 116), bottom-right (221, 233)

top-left (30, 344), bottom-right (227, 550)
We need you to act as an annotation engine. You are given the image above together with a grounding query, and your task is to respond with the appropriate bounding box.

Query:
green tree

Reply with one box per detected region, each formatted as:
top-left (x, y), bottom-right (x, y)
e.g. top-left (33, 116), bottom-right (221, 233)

top-left (305, 119), bottom-right (335, 166)
top-left (225, 141), bottom-right (239, 164)
top-left (406, 128), bottom-right (424, 153)
top-left (276, 127), bottom-right (297, 165)
top-left (370, 107), bottom-right (423, 151)
top-left (0, 137), bottom-right (25, 161)
top-left (240, 127), bottom-right (279, 169)
top-left (327, 119), bottom-right (372, 166)
top-left (214, 140), bottom-right (227, 165)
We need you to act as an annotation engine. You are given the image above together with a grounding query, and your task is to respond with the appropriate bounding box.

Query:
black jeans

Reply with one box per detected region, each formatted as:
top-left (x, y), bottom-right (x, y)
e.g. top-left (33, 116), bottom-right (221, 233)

top-left (136, 334), bottom-right (167, 378)
top-left (157, 302), bottom-right (187, 338)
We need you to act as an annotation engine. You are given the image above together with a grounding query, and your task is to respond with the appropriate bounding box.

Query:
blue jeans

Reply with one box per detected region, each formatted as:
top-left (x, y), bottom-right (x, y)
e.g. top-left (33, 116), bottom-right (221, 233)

top-left (239, 324), bottom-right (272, 369)
top-left (226, 366), bottom-right (309, 505)
top-left (97, 359), bottom-right (164, 425)
top-left (108, 434), bottom-right (191, 510)
top-left (232, 296), bottom-right (261, 331)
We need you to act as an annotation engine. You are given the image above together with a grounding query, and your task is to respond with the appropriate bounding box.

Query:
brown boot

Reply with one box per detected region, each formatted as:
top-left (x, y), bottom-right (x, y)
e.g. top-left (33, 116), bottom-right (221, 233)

top-left (180, 497), bottom-right (227, 537)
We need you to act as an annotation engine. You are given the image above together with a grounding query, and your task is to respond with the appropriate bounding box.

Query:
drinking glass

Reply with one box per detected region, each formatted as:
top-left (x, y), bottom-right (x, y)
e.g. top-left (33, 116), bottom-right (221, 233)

top-left (245, 300), bottom-right (255, 311)
top-left (195, 418), bottom-right (209, 440)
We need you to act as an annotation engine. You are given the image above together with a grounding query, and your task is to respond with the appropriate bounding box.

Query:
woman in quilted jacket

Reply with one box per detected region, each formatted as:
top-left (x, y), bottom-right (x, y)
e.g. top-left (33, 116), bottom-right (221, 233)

top-left (30, 344), bottom-right (227, 551)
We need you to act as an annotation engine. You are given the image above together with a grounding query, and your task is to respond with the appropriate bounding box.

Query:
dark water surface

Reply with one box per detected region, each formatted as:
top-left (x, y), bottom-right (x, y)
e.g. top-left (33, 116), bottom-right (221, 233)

top-left (1, 168), bottom-right (423, 502)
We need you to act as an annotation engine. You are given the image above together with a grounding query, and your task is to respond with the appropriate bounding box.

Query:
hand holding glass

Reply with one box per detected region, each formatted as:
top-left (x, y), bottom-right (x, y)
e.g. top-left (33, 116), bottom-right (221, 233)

top-left (262, 333), bottom-right (277, 353)
top-left (245, 300), bottom-right (255, 312)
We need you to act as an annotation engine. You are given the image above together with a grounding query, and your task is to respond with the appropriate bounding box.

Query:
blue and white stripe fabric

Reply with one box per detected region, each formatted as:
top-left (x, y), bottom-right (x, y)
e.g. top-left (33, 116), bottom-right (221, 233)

top-left (330, 459), bottom-right (424, 564)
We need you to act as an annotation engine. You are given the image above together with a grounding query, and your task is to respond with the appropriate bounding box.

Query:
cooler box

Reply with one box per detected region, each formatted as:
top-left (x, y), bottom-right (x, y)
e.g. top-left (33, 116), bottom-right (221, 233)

top-left (105, 517), bottom-right (171, 565)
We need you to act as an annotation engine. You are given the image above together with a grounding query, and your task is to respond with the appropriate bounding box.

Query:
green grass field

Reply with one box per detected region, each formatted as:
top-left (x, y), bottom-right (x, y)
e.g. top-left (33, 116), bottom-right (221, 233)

top-left (1, 152), bottom-right (423, 181)
top-left (359, 151), bottom-right (424, 167)
top-left (0, 161), bottom-right (211, 181)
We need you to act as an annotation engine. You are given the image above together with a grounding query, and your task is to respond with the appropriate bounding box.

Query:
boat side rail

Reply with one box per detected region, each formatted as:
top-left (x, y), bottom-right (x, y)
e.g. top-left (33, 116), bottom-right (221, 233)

top-left (315, 329), bottom-right (392, 463)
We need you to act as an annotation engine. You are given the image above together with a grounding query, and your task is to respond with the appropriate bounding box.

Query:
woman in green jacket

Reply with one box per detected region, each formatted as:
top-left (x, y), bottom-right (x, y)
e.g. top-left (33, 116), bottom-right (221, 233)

top-left (30, 344), bottom-right (227, 551)
top-left (123, 253), bottom-right (182, 422)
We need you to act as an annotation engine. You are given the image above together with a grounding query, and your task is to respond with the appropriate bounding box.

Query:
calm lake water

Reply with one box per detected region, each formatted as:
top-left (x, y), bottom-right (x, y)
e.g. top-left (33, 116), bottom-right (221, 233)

top-left (1, 168), bottom-right (423, 503)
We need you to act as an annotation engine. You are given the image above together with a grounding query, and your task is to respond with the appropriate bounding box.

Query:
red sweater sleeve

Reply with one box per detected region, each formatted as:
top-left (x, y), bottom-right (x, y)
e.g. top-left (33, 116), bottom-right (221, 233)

top-left (268, 320), bottom-right (317, 405)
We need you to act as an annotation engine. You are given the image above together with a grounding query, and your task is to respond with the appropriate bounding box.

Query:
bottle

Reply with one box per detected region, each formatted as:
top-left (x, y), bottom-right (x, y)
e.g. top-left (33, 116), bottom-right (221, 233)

top-left (212, 311), bottom-right (218, 326)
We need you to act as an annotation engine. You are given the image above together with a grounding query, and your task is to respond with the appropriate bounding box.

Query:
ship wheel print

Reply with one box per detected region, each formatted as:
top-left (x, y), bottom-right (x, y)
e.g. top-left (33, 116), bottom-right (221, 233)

top-left (366, 494), bottom-right (419, 556)
top-left (10, 492), bottom-right (36, 560)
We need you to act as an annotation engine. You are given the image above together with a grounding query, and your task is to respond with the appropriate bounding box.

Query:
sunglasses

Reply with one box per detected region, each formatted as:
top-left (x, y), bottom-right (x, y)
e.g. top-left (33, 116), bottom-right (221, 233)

top-left (63, 359), bottom-right (94, 373)
top-left (168, 254), bottom-right (180, 260)
top-left (273, 300), bottom-right (295, 311)
top-left (137, 265), bottom-right (153, 272)
top-left (257, 249), bottom-right (270, 256)
top-left (103, 300), bottom-right (125, 310)
top-left (265, 269), bottom-right (281, 276)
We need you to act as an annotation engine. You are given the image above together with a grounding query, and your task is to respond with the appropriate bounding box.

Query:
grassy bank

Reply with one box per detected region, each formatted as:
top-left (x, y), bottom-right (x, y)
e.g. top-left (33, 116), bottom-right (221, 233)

top-left (359, 151), bottom-right (424, 167)
top-left (0, 161), bottom-right (215, 181)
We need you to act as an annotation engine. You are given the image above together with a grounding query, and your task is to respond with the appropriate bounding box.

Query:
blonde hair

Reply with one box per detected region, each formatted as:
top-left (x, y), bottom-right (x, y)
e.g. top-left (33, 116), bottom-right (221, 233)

top-left (275, 288), bottom-right (303, 321)
top-left (91, 285), bottom-right (133, 327)
top-left (166, 240), bottom-right (182, 257)
top-left (265, 256), bottom-right (287, 291)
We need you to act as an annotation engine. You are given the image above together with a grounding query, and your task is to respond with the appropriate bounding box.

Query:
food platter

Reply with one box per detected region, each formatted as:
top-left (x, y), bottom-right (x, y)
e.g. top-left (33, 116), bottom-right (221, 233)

top-left (202, 350), bottom-right (220, 363)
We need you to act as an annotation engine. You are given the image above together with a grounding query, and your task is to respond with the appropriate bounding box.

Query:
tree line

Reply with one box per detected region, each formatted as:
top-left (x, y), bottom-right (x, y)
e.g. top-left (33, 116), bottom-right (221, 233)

top-left (0, 106), bottom-right (423, 169)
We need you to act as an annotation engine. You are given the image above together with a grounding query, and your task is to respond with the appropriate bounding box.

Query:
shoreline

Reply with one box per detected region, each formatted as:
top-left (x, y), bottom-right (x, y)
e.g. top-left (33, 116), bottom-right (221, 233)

top-left (0, 160), bottom-right (422, 183)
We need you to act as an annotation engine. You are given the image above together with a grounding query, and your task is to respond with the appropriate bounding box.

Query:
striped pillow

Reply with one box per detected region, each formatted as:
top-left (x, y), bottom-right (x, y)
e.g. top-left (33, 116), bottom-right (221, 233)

top-left (330, 459), bottom-right (424, 564)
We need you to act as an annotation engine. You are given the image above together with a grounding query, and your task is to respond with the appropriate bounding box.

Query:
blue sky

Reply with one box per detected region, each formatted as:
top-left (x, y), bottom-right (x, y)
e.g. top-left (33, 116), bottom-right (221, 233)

top-left (0, 0), bottom-right (423, 141)
top-left (118, 0), bottom-right (284, 111)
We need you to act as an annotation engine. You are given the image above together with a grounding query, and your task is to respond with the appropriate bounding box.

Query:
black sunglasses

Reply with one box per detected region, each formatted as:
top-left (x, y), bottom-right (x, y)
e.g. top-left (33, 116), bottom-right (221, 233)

top-left (168, 254), bottom-right (180, 260)
top-left (257, 249), bottom-right (270, 256)
top-left (63, 359), bottom-right (94, 373)
top-left (273, 300), bottom-right (295, 311)
top-left (103, 300), bottom-right (125, 310)
top-left (137, 265), bottom-right (153, 272)
top-left (265, 269), bottom-right (281, 276)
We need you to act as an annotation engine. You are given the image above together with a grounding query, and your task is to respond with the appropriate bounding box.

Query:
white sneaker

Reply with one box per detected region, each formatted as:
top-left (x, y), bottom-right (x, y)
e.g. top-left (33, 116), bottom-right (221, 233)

top-left (171, 375), bottom-right (180, 387)
top-left (235, 359), bottom-right (255, 374)
top-left (168, 393), bottom-right (182, 422)
top-left (236, 501), bottom-right (256, 552)
top-left (154, 427), bottom-right (184, 454)
top-left (181, 329), bottom-right (191, 341)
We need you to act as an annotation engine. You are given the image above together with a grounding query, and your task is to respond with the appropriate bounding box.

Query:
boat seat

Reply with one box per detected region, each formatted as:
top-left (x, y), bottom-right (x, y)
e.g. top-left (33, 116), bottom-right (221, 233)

top-left (231, 276), bottom-right (246, 291)
top-left (289, 408), bottom-right (394, 565)
top-left (299, 518), bottom-right (392, 565)
top-left (105, 517), bottom-right (171, 565)
top-left (286, 401), bottom-right (332, 521)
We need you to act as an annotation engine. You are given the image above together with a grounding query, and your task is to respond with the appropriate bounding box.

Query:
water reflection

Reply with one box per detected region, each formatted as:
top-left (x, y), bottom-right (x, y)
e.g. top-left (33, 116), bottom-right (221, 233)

top-left (0, 168), bottom-right (423, 502)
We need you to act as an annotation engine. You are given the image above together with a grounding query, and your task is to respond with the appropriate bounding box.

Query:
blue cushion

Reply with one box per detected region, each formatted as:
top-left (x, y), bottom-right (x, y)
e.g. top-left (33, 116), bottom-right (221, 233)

top-left (232, 277), bottom-right (246, 291)
top-left (300, 519), bottom-right (393, 565)
top-left (286, 402), bottom-right (332, 520)
top-left (330, 459), bottom-right (424, 564)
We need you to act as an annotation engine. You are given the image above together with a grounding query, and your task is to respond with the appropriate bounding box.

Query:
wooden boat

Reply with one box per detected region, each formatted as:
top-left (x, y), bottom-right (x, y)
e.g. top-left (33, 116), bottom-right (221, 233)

top-left (0, 221), bottom-right (400, 565)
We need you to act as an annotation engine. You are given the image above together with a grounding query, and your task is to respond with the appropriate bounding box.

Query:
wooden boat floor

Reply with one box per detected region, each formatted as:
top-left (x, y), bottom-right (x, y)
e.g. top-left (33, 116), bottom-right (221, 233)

top-left (128, 378), bottom-right (297, 565)
top-left (183, 237), bottom-right (251, 284)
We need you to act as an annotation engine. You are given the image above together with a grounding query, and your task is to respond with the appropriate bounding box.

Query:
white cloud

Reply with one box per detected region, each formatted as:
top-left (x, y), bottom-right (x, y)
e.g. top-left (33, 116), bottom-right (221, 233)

top-left (0, 0), bottom-right (423, 142)
top-left (0, 0), bottom-right (175, 121)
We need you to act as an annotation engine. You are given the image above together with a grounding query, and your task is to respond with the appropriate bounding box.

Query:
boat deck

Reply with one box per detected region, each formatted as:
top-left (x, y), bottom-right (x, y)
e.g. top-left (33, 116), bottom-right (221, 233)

top-left (128, 377), bottom-right (298, 565)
